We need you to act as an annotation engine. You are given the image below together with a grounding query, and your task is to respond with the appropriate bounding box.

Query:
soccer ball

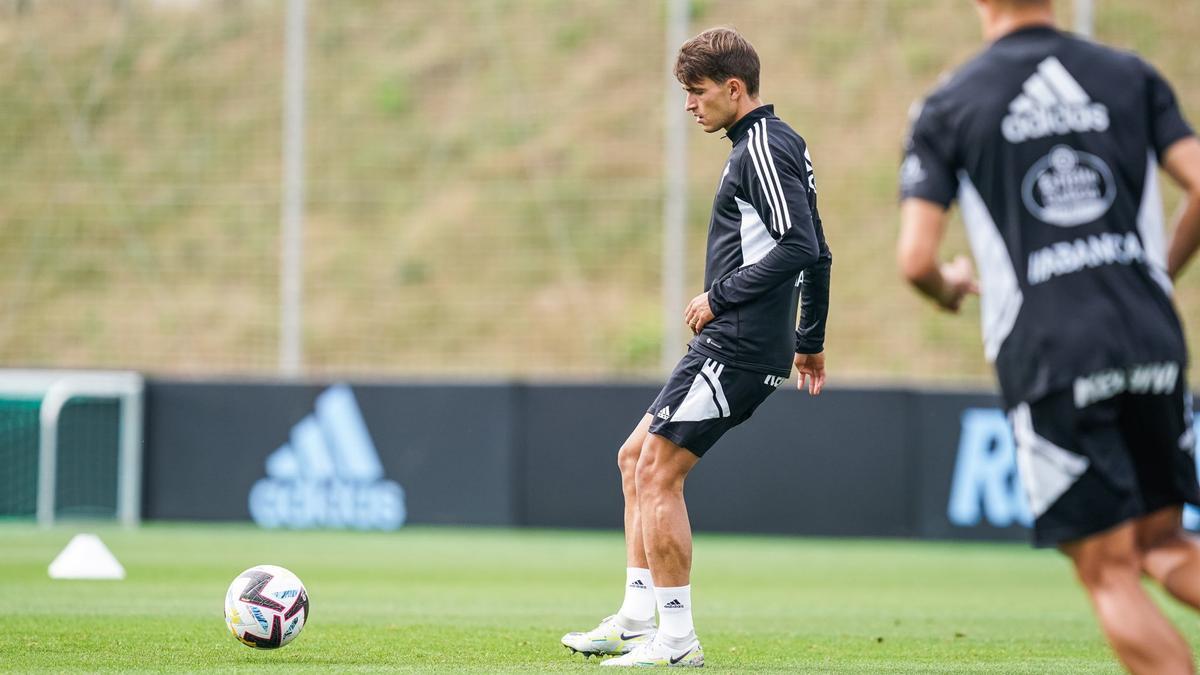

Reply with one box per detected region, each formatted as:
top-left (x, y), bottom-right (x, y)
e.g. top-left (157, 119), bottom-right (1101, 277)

top-left (224, 565), bottom-right (310, 649)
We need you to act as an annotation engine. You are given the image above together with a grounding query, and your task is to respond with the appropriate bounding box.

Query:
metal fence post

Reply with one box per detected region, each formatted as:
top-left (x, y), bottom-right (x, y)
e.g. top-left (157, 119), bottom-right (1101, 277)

top-left (1074, 0), bottom-right (1094, 38)
top-left (661, 0), bottom-right (689, 373)
top-left (280, 0), bottom-right (308, 376)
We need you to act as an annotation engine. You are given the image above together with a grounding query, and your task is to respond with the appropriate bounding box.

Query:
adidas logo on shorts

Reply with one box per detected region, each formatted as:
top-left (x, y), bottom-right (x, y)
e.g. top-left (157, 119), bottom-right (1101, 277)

top-left (657, 406), bottom-right (672, 420)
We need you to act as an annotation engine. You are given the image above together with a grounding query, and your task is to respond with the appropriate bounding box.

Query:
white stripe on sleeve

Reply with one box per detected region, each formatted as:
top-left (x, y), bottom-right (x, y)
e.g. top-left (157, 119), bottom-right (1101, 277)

top-left (745, 125), bottom-right (783, 236)
top-left (757, 121), bottom-right (793, 232)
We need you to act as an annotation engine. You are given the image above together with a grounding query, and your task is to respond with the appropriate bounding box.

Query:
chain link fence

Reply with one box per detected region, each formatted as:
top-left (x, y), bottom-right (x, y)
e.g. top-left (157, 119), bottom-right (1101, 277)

top-left (2, 0), bottom-right (1199, 385)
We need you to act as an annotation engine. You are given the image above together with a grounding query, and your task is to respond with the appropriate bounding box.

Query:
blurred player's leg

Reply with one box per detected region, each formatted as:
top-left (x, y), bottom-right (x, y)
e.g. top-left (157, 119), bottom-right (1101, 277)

top-left (1062, 523), bottom-right (1194, 675)
top-left (1137, 506), bottom-right (1200, 609)
top-left (562, 415), bottom-right (657, 657)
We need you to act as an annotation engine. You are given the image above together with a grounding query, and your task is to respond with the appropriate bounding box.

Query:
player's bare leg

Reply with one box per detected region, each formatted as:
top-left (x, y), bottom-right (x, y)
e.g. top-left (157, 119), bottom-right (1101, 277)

top-left (600, 433), bottom-right (704, 667)
top-left (635, 433), bottom-right (698, 588)
top-left (619, 415), bottom-right (655, 571)
top-left (561, 415), bottom-right (657, 658)
top-left (1062, 522), bottom-right (1194, 675)
top-left (1137, 505), bottom-right (1200, 610)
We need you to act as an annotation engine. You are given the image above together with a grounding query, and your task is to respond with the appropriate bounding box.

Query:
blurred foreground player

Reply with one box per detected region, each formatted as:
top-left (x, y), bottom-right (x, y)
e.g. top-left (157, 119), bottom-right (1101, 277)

top-left (898, 1), bottom-right (1200, 673)
top-left (561, 28), bottom-right (832, 667)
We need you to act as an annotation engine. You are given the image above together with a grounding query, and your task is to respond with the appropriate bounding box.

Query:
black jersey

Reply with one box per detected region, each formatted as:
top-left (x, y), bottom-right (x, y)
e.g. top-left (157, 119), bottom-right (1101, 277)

top-left (691, 105), bottom-right (832, 377)
top-left (901, 26), bottom-right (1194, 407)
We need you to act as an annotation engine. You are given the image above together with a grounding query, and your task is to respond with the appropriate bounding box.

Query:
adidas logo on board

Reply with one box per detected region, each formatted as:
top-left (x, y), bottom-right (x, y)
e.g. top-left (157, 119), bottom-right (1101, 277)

top-left (248, 385), bottom-right (407, 530)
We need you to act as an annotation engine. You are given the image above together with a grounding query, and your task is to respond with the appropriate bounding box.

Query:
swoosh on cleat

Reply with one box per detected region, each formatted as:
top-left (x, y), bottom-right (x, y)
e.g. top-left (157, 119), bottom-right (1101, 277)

top-left (670, 649), bottom-right (693, 665)
top-left (620, 632), bottom-right (647, 640)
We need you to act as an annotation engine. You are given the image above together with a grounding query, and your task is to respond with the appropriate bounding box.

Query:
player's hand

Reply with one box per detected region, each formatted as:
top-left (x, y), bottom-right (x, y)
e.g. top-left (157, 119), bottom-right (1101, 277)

top-left (793, 351), bottom-right (825, 395)
top-left (937, 255), bottom-right (979, 313)
top-left (684, 292), bottom-right (715, 335)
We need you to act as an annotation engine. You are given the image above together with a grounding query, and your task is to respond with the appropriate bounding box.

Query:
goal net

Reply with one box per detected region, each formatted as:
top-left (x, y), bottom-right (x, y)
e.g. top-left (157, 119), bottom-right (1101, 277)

top-left (0, 370), bottom-right (143, 526)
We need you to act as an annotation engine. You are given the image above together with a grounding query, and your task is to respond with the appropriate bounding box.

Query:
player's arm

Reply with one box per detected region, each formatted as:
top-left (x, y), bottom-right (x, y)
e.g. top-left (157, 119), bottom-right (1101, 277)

top-left (1142, 58), bottom-right (1200, 280)
top-left (1164, 137), bottom-right (1200, 279)
top-left (795, 244), bottom-right (832, 353)
top-left (897, 96), bottom-right (977, 312)
top-left (898, 199), bottom-right (977, 312)
top-left (792, 245), bottom-right (831, 395)
top-left (705, 138), bottom-right (822, 313)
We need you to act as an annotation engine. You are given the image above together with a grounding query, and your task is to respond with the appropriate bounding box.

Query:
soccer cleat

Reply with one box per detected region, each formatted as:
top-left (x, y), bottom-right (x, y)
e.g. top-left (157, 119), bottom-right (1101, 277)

top-left (600, 633), bottom-right (704, 667)
top-left (561, 614), bottom-right (657, 657)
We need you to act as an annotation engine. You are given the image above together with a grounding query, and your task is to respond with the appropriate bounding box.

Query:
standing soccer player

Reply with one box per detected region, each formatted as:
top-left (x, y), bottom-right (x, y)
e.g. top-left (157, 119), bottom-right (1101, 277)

top-left (561, 28), bottom-right (832, 668)
top-left (898, 1), bottom-right (1200, 673)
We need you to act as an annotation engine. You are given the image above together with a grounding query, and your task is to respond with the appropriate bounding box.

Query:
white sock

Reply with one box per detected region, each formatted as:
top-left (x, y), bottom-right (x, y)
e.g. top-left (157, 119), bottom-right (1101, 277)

top-left (654, 585), bottom-right (694, 639)
top-left (617, 567), bottom-right (656, 623)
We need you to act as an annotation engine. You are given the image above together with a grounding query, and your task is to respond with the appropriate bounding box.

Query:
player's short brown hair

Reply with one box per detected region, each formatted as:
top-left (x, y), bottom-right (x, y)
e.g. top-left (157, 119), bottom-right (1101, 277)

top-left (674, 28), bottom-right (760, 97)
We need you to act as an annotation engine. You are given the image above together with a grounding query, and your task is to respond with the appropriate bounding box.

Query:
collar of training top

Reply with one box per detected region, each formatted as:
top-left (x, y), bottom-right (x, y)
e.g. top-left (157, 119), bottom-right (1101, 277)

top-left (725, 104), bottom-right (775, 145)
top-left (994, 23), bottom-right (1059, 44)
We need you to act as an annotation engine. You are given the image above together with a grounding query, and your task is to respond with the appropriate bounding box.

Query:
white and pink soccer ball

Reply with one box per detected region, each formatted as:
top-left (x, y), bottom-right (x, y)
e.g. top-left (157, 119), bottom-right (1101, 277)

top-left (224, 565), bottom-right (310, 649)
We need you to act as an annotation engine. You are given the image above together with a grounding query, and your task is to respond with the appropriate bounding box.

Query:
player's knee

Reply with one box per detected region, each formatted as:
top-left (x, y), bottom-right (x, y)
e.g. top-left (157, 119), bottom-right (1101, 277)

top-left (635, 437), bottom-right (682, 496)
top-left (1137, 527), bottom-right (1181, 570)
top-left (1135, 510), bottom-right (1184, 552)
top-left (617, 440), bottom-right (641, 480)
top-left (1072, 548), bottom-right (1141, 590)
top-left (633, 450), bottom-right (656, 496)
top-left (1133, 509), bottom-right (1191, 578)
top-left (1138, 531), bottom-right (1200, 582)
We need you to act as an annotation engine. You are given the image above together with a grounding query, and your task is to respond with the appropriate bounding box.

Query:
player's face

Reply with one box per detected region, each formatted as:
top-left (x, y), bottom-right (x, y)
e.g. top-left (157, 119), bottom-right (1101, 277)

top-left (683, 78), bottom-right (736, 133)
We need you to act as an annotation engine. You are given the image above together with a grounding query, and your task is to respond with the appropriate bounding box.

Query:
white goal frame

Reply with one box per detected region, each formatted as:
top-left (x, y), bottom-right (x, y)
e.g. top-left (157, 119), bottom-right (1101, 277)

top-left (0, 370), bottom-right (144, 528)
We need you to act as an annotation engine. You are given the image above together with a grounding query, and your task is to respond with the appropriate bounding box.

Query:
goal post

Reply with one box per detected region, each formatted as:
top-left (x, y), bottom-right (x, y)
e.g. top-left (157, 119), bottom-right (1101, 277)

top-left (0, 370), bottom-right (144, 528)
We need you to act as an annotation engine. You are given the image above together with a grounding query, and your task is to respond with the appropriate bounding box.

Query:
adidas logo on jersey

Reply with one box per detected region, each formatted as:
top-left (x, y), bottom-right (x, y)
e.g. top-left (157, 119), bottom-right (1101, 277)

top-left (657, 406), bottom-right (672, 420)
top-left (1001, 56), bottom-right (1109, 143)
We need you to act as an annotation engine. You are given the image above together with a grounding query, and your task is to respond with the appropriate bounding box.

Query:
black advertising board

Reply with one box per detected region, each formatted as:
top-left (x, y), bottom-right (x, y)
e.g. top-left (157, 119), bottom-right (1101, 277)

top-left (144, 378), bottom-right (1199, 542)
top-left (911, 391), bottom-right (1027, 542)
top-left (682, 388), bottom-right (915, 537)
top-left (144, 381), bottom-right (517, 527)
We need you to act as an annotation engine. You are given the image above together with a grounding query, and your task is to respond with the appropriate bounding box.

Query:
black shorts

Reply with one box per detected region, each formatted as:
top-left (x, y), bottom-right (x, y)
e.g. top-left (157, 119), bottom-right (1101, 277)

top-left (646, 350), bottom-right (784, 457)
top-left (1014, 365), bottom-right (1199, 548)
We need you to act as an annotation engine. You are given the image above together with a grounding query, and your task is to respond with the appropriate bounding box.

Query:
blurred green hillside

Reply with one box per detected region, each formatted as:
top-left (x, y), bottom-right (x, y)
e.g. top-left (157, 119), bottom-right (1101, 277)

top-left (2, 0), bottom-right (1199, 383)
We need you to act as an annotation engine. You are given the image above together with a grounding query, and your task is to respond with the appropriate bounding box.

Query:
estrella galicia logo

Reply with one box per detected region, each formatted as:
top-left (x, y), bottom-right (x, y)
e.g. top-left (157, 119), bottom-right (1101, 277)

top-left (249, 385), bottom-right (406, 530)
top-left (948, 407), bottom-right (1200, 530)
top-left (1021, 145), bottom-right (1116, 227)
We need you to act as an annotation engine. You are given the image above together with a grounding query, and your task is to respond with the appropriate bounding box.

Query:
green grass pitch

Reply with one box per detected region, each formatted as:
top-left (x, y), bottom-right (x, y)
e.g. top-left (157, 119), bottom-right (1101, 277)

top-left (1, 523), bottom-right (1196, 673)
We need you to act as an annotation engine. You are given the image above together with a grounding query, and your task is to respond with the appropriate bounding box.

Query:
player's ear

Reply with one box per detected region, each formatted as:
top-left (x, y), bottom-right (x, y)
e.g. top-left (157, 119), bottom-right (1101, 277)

top-left (727, 77), bottom-right (742, 102)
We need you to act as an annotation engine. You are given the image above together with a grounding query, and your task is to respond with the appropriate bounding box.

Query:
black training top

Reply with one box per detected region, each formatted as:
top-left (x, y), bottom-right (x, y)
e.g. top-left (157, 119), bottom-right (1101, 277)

top-left (691, 104), bottom-right (832, 377)
top-left (901, 26), bottom-right (1194, 407)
